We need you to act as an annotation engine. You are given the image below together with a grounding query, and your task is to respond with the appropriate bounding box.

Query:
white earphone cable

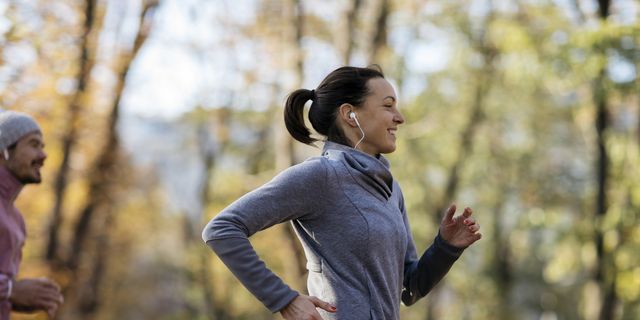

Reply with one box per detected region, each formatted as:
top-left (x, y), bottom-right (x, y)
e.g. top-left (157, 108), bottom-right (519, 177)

top-left (353, 117), bottom-right (365, 150)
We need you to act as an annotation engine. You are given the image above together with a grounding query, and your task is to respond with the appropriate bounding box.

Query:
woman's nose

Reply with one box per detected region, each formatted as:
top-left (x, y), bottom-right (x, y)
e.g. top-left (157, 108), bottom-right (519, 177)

top-left (394, 110), bottom-right (405, 124)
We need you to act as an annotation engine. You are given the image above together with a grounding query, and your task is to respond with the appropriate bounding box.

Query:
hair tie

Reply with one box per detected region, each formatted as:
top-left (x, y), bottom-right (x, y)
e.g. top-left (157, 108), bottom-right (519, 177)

top-left (310, 89), bottom-right (316, 101)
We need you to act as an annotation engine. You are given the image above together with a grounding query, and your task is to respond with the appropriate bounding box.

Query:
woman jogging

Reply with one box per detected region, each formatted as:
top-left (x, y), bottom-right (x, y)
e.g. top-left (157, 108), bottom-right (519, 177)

top-left (202, 66), bottom-right (481, 320)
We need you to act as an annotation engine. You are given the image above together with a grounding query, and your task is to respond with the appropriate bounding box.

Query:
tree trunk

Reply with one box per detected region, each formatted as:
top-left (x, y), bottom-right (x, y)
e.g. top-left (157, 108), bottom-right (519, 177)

top-left (593, 66), bottom-right (609, 285)
top-left (76, 208), bottom-right (113, 314)
top-left (337, 0), bottom-right (362, 65)
top-left (196, 123), bottom-right (218, 320)
top-left (490, 184), bottom-right (513, 320)
top-left (60, 2), bottom-right (158, 318)
top-left (273, 0), bottom-right (301, 172)
top-left (599, 279), bottom-right (617, 320)
top-left (276, 0), bottom-right (308, 286)
top-left (432, 79), bottom-right (487, 219)
top-left (593, 1), bottom-right (618, 318)
top-left (597, 0), bottom-right (611, 18)
top-left (426, 67), bottom-right (490, 320)
top-left (194, 112), bottom-right (233, 320)
top-left (67, 0), bottom-right (156, 271)
top-left (367, 0), bottom-right (389, 65)
top-left (46, 0), bottom-right (97, 264)
top-left (425, 23), bottom-right (496, 320)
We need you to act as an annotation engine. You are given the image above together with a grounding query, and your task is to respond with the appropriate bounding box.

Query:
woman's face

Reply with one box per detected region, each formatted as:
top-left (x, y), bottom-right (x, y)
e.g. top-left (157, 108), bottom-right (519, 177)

top-left (353, 78), bottom-right (405, 155)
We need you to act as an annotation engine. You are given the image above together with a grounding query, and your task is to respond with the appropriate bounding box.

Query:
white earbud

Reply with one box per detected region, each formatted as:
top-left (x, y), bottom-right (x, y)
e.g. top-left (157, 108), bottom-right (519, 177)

top-left (349, 112), bottom-right (365, 150)
top-left (2, 149), bottom-right (9, 161)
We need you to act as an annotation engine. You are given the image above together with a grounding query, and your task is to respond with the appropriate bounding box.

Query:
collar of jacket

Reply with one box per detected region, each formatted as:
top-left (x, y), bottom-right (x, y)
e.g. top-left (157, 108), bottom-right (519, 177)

top-left (0, 165), bottom-right (23, 204)
top-left (322, 140), bottom-right (393, 199)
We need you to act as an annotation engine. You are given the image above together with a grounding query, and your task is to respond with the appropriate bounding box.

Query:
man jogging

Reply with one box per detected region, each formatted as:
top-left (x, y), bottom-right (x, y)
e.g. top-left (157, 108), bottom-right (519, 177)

top-left (0, 110), bottom-right (63, 319)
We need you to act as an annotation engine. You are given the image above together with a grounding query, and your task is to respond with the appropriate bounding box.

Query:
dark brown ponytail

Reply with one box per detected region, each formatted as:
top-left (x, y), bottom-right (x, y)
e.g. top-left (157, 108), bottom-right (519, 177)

top-left (284, 89), bottom-right (316, 144)
top-left (283, 66), bottom-right (385, 146)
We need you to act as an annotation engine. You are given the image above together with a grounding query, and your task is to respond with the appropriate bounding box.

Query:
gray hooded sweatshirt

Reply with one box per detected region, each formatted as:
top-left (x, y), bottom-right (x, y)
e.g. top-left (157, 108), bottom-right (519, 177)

top-left (202, 141), bottom-right (464, 319)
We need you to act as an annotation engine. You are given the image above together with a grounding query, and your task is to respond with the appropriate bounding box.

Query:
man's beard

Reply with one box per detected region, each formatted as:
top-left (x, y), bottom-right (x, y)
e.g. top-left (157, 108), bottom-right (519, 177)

top-left (20, 175), bottom-right (42, 184)
top-left (17, 160), bottom-right (44, 184)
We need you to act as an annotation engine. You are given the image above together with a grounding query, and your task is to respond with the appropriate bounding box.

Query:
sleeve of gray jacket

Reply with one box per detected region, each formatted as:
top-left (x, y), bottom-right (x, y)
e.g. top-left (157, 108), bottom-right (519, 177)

top-left (202, 158), bottom-right (327, 313)
top-left (398, 187), bottom-right (465, 306)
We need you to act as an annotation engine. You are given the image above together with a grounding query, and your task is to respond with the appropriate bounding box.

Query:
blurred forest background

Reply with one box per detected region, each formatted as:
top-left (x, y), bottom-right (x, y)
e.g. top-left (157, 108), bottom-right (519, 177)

top-left (1, 0), bottom-right (639, 319)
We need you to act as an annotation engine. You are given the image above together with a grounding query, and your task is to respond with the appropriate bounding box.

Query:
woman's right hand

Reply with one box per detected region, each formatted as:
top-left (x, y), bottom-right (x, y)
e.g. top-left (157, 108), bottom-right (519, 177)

top-left (280, 294), bottom-right (337, 320)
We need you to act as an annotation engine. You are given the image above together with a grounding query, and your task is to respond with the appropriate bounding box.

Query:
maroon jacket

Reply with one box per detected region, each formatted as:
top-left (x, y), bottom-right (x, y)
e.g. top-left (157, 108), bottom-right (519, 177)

top-left (0, 166), bottom-right (26, 320)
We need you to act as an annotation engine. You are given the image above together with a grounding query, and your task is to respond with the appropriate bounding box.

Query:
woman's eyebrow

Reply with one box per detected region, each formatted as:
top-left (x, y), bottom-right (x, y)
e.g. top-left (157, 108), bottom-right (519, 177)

top-left (383, 96), bottom-right (396, 102)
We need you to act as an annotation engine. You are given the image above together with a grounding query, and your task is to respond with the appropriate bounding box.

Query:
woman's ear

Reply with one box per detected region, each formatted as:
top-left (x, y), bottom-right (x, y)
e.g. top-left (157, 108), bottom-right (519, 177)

top-left (339, 103), bottom-right (357, 127)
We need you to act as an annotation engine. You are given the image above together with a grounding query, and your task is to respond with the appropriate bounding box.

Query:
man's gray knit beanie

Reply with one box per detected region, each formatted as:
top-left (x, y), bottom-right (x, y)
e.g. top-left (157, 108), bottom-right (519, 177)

top-left (0, 110), bottom-right (42, 150)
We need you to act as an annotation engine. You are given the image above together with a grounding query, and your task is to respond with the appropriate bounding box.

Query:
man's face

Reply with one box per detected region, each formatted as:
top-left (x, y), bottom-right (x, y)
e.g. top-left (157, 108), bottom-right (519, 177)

top-left (5, 132), bottom-right (47, 184)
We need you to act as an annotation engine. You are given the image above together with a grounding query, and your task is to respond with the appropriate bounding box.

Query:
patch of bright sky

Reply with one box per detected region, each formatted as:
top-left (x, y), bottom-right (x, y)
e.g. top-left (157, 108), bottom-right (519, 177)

top-left (121, 0), bottom-right (258, 119)
top-left (0, 2), bottom-right (11, 36)
top-left (406, 30), bottom-right (450, 74)
top-left (100, 0), bottom-right (141, 54)
top-left (613, 0), bottom-right (639, 24)
top-left (121, 0), bottom-right (457, 118)
top-left (0, 1), bottom-right (47, 93)
top-left (388, 2), bottom-right (453, 98)
top-left (608, 53), bottom-right (637, 83)
top-left (302, 38), bottom-right (343, 88)
top-left (119, 0), bottom-right (639, 120)
top-left (468, 0), bottom-right (491, 19)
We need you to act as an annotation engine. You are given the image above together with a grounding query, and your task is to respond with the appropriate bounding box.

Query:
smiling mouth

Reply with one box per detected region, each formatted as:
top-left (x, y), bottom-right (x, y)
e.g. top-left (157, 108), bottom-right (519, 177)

top-left (388, 128), bottom-right (397, 136)
top-left (32, 161), bottom-right (44, 170)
